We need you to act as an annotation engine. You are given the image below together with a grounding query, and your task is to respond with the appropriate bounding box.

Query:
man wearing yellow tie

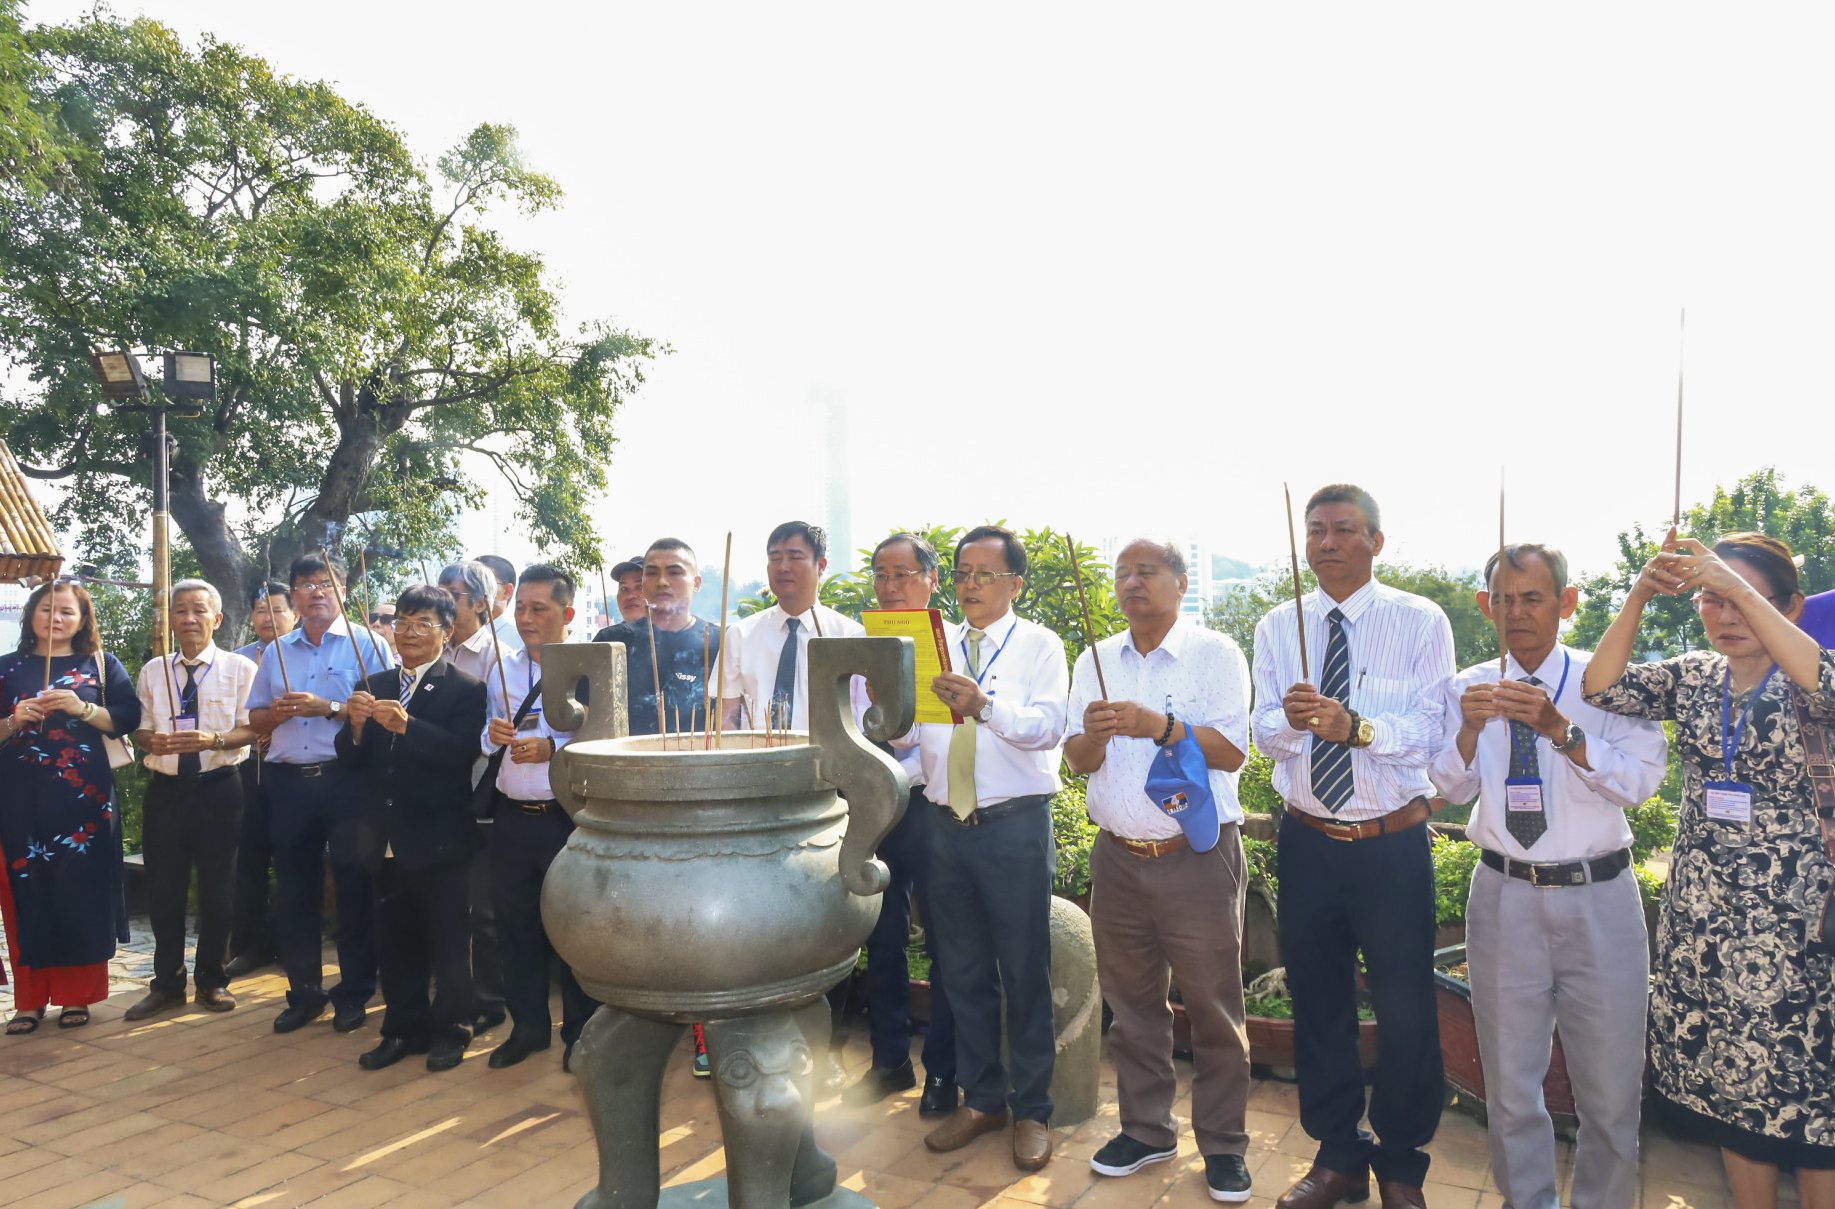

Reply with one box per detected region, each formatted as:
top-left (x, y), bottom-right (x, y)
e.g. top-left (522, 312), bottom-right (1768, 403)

top-left (895, 525), bottom-right (1069, 1172)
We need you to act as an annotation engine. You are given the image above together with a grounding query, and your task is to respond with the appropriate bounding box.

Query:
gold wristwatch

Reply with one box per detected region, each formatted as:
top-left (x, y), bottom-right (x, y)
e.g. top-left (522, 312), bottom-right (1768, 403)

top-left (1345, 710), bottom-right (1376, 749)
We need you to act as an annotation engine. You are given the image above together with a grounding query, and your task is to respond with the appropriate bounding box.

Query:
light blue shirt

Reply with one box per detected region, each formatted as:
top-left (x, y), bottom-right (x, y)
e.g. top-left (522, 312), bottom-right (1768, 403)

top-left (247, 617), bottom-right (397, 763)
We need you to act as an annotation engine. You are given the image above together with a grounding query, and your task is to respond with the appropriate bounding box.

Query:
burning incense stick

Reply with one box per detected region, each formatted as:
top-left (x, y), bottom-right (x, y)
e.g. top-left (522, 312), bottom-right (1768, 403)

top-left (1496, 468), bottom-right (1508, 678)
top-left (714, 532), bottom-right (733, 750)
top-left (1064, 534), bottom-right (1106, 700)
top-left (1284, 483), bottom-right (1310, 683)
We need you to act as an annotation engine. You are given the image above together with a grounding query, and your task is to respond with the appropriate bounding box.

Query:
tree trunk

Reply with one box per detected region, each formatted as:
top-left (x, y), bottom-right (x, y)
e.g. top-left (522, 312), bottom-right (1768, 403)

top-left (169, 462), bottom-right (259, 645)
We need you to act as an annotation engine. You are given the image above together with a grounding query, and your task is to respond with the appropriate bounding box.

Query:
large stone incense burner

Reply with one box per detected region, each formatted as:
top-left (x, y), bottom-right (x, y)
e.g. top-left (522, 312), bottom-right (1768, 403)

top-left (540, 636), bottom-right (916, 1209)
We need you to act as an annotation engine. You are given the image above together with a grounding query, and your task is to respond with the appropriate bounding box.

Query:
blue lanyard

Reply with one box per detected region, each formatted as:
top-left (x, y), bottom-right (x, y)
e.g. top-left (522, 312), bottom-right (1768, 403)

top-left (172, 653), bottom-right (215, 716)
top-left (961, 618), bottom-right (1016, 688)
top-left (1720, 662), bottom-right (1779, 783)
top-left (1505, 650), bottom-right (1571, 770)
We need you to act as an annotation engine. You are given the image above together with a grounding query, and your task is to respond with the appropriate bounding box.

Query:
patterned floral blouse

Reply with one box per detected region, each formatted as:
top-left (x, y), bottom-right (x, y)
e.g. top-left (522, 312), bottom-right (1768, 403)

top-left (1585, 648), bottom-right (1835, 1151)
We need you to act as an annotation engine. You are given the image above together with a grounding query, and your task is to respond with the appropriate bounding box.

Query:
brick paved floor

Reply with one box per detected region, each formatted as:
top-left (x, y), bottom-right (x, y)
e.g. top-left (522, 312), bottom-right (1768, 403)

top-left (0, 939), bottom-right (1797, 1209)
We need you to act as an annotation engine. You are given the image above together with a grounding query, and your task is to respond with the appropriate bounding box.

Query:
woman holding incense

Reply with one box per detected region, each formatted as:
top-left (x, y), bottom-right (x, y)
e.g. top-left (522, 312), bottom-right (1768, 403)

top-left (0, 581), bottom-right (140, 1033)
top-left (1584, 532), bottom-right (1835, 1209)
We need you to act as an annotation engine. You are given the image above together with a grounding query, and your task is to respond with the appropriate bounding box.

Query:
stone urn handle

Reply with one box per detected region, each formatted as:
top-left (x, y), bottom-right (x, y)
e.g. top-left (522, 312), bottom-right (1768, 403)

top-left (540, 641), bottom-right (629, 817)
top-left (807, 635), bottom-right (915, 897)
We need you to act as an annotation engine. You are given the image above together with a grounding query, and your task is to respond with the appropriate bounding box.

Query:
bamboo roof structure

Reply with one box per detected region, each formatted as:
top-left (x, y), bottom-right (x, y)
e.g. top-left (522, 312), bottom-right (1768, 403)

top-left (0, 440), bottom-right (62, 583)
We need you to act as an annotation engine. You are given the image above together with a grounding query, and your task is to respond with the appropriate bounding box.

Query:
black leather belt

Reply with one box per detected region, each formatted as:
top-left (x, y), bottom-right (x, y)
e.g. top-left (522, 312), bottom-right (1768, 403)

top-left (937, 793), bottom-right (1050, 827)
top-left (507, 798), bottom-right (558, 817)
top-left (152, 766), bottom-right (239, 785)
top-left (265, 760), bottom-right (340, 778)
top-left (1481, 847), bottom-right (1630, 888)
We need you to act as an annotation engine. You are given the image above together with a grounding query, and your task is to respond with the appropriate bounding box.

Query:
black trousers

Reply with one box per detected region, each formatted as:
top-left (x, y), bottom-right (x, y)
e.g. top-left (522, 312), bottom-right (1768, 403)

top-left (469, 828), bottom-right (505, 1018)
top-left (1278, 810), bottom-right (1443, 1187)
top-left (865, 785), bottom-right (955, 1078)
top-left (489, 800), bottom-right (599, 1044)
top-left (266, 764), bottom-right (377, 1012)
top-left (375, 855), bottom-right (475, 1044)
top-left (143, 769), bottom-right (243, 995)
top-left (926, 794), bottom-right (1055, 1123)
top-left (229, 758), bottom-right (275, 960)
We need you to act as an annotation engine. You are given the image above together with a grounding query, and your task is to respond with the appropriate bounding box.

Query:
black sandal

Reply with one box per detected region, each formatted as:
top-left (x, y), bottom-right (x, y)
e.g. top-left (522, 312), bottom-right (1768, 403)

top-left (55, 1008), bottom-right (89, 1029)
top-left (6, 1010), bottom-right (44, 1035)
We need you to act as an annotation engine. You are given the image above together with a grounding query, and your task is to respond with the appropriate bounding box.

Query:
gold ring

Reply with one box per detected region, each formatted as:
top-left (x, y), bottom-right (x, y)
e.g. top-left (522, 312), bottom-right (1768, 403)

top-left (1308, 717), bottom-right (1320, 728)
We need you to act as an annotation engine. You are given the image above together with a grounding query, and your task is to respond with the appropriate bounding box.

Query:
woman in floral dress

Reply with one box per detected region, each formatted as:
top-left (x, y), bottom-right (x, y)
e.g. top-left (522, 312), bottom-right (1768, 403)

top-left (1585, 532), bottom-right (1834, 1209)
top-left (0, 582), bottom-right (140, 1032)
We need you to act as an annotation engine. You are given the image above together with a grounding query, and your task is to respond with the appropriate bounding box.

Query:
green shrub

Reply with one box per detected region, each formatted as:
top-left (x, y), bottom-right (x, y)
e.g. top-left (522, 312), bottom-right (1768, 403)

top-left (1244, 836), bottom-right (1279, 896)
top-left (1633, 862), bottom-right (1666, 911)
top-left (1051, 776), bottom-right (1099, 900)
top-left (1627, 796), bottom-right (1678, 864)
top-left (1431, 836), bottom-right (1481, 926)
top-left (1238, 747), bottom-right (1281, 815)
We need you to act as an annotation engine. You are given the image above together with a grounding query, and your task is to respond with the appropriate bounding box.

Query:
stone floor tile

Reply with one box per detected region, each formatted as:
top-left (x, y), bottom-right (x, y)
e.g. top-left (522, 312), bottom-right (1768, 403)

top-left (1641, 1179), bottom-right (1732, 1209)
top-left (840, 1167), bottom-right (937, 1209)
top-left (188, 1150), bottom-right (326, 1205)
top-left (907, 1185), bottom-right (995, 1209)
top-left (1004, 1158), bottom-right (1100, 1208)
top-left (0, 1152), bottom-right (102, 1204)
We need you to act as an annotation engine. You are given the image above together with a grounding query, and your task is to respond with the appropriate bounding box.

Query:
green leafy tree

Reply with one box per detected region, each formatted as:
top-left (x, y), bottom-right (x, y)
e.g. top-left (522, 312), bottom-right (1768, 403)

top-left (0, 0), bottom-right (75, 191)
top-left (0, 14), bottom-right (659, 639)
top-left (1569, 468), bottom-right (1834, 655)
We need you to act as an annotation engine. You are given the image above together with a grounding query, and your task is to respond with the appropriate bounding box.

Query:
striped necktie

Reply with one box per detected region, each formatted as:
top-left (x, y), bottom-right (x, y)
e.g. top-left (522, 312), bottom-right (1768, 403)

top-left (1309, 608), bottom-right (1354, 813)
top-left (400, 667), bottom-right (416, 709)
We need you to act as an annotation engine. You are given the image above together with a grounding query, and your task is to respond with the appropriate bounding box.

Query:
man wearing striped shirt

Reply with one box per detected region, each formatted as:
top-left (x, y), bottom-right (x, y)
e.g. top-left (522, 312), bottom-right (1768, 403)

top-left (1251, 485), bottom-right (1455, 1209)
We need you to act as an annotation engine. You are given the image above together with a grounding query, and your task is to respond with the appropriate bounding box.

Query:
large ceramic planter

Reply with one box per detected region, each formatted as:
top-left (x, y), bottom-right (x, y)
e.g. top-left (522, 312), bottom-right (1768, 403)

top-left (1169, 1002), bottom-right (1376, 1075)
top-left (1434, 950), bottom-right (1578, 1127)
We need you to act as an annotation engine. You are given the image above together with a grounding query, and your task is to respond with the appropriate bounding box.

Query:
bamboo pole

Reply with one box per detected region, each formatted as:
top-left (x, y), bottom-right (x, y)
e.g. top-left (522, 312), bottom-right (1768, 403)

top-left (714, 532), bottom-right (733, 751)
top-left (1284, 484), bottom-right (1310, 683)
top-left (1064, 533), bottom-right (1107, 700)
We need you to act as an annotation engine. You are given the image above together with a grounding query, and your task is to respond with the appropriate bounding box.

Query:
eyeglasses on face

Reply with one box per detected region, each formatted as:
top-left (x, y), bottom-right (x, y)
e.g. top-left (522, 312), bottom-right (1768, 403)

top-left (294, 580), bottom-right (339, 596)
top-left (391, 619), bottom-right (448, 637)
top-left (949, 570), bottom-right (1019, 587)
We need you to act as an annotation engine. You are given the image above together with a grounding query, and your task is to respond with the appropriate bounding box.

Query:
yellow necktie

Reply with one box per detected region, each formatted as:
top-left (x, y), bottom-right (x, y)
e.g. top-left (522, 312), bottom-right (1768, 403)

top-left (946, 628), bottom-right (986, 820)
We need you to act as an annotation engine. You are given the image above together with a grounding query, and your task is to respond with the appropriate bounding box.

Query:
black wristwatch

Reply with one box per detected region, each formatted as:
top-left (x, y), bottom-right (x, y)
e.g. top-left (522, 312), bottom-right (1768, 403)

top-left (328, 699), bottom-right (343, 718)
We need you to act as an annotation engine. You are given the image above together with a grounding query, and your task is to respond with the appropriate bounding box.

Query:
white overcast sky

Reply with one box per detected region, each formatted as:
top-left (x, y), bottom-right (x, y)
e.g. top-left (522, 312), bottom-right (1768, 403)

top-left (28, 2), bottom-right (1835, 586)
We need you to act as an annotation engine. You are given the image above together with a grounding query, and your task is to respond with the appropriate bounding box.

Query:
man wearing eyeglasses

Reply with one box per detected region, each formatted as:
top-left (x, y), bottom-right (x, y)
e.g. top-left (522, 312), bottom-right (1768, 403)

top-left (246, 552), bottom-right (397, 1036)
top-left (336, 585), bottom-right (489, 1073)
top-left (897, 525), bottom-right (1068, 1172)
top-left (843, 533), bottom-right (958, 1116)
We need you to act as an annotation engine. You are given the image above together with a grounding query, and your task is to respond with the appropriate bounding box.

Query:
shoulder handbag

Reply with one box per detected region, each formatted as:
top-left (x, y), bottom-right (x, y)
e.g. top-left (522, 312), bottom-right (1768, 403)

top-left (1793, 688), bottom-right (1835, 946)
top-left (93, 651), bottom-right (137, 770)
top-left (470, 681), bottom-right (544, 818)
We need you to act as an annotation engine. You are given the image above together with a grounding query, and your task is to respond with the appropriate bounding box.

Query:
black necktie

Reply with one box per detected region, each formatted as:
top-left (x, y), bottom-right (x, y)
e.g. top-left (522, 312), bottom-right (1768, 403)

top-left (1310, 608), bottom-right (1354, 812)
top-left (771, 617), bottom-right (802, 727)
top-left (178, 661), bottom-right (201, 778)
top-left (1505, 674), bottom-right (1548, 847)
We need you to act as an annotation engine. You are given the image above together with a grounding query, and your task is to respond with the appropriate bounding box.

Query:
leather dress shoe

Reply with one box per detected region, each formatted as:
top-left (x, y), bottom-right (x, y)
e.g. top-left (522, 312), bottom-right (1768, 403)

top-left (924, 1106), bottom-right (1010, 1153)
top-left (194, 987), bottom-right (236, 1013)
top-left (562, 1042), bottom-right (575, 1074)
top-left (920, 1075), bottom-right (959, 1117)
top-left (1012, 1119), bottom-right (1052, 1171)
top-left (844, 1058), bottom-right (916, 1106)
top-left (1277, 1165), bottom-right (1370, 1209)
top-left (359, 1036), bottom-right (428, 1070)
top-left (223, 953), bottom-right (272, 979)
top-left (818, 1050), bottom-right (849, 1094)
top-left (124, 987), bottom-right (186, 1021)
top-left (332, 1004), bottom-right (368, 1033)
top-left (273, 1002), bottom-right (329, 1034)
top-left (427, 1037), bottom-right (467, 1072)
top-left (1377, 1183), bottom-right (1425, 1209)
top-left (488, 1031), bottom-right (552, 1069)
top-left (472, 1009), bottom-right (507, 1034)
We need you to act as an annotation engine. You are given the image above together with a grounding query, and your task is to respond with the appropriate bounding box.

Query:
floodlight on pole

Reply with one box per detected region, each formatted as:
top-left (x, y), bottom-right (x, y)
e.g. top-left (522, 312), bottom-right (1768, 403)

top-left (162, 352), bottom-right (216, 402)
top-left (89, 349), bottom-right (149, 401)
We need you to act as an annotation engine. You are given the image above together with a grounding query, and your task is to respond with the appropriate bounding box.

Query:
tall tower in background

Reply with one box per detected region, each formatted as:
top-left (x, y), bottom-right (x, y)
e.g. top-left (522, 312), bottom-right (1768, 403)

top-left (818, 387), bottom-right (852, 568)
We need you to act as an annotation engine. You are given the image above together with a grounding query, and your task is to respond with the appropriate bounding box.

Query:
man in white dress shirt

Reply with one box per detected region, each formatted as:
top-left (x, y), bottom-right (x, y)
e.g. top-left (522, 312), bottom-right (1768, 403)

top-left (1251, 485), bottom-right (1454, 1209)
top-left (718, 521), bottom-right (864, 731)
top-left (903, 525), bottom-right (1068, 1173)
top-left (1065, 540), bottom-right (1254, 1202)
top-left (437, 558), bottom-right (509, 1035)
top-left (1430, 544), bottom-right (1665, 1209)
top-left (474, 554), bottom-right (525, 654)
top-left (478, 564), bottom-right (599, 1071)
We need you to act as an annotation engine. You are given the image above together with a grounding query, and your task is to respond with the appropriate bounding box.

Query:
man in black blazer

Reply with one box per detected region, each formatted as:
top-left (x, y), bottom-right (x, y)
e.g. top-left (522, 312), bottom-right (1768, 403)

top-left (335, 585), bottom-right (489, 1073)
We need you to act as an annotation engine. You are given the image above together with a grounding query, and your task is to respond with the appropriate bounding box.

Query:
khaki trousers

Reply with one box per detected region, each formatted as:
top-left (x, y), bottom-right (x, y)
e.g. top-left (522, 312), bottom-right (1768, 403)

top-left (1091, 824), bottom-right (1251, 1156)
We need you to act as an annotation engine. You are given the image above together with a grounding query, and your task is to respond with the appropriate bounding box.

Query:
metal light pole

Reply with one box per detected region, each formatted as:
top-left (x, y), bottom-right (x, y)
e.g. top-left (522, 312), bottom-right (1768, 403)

top-left (89, 349), bottom-right (215, 661)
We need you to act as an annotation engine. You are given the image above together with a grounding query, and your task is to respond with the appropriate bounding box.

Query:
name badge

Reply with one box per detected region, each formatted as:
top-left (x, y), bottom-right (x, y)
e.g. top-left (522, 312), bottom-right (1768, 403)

top-left (517, 709), bottom-right (543, 733)
top-left (174, 717), bottom-right (198, 733)
top-left (1504, 776), bottom-right (1543, 812)
top-left (1704, 780), bottom-right (1754, 823)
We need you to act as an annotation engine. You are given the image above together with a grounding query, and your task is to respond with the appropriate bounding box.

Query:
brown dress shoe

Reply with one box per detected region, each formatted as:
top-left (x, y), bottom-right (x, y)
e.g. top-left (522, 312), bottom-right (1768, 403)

top-left (924, 1106), bottom-right (1011, 1153)
top-left (1376, 1183), bottom-right (1425, 1209)
top-left (194, 987), bottom-right (236, 1013)
top-left (124, 988), bottom-right (185, 1021)
top-left (1012, 1119), bottom-right (1052, 1171)
top-left (1277, 1164), bottom-right (1370, 1209)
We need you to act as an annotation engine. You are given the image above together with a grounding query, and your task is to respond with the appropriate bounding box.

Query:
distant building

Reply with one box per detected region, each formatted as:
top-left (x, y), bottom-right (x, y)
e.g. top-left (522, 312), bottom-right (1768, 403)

top-left (819, 388), bottom-right (852, 569)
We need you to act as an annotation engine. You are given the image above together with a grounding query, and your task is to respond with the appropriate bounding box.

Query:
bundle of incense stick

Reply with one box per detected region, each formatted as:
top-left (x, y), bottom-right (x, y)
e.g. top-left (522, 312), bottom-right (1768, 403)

top-left (1283, 483), bottom-right (1309, 683)
top-left (647, 611), bottom-right (666, 737)
top-left (1065, 534), bottom-right (1107, 699)
top-left (262, 546), bottom-right (292, 693)
top-left (702, 624), bottom-right (711, 750)
top-left (1496, 469), bottom-right (1508, 678)
top-left (320, 547), bottom-right (372, 744)
top-left (714, 532), bottom-right (733, 751)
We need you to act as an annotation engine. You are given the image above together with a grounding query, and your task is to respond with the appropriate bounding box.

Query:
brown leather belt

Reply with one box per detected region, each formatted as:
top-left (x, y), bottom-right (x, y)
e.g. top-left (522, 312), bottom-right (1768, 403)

top-left (1105, 830), bottom-right (1190, 859)
top-left (1285, 796), bottom-right (1438, 841)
